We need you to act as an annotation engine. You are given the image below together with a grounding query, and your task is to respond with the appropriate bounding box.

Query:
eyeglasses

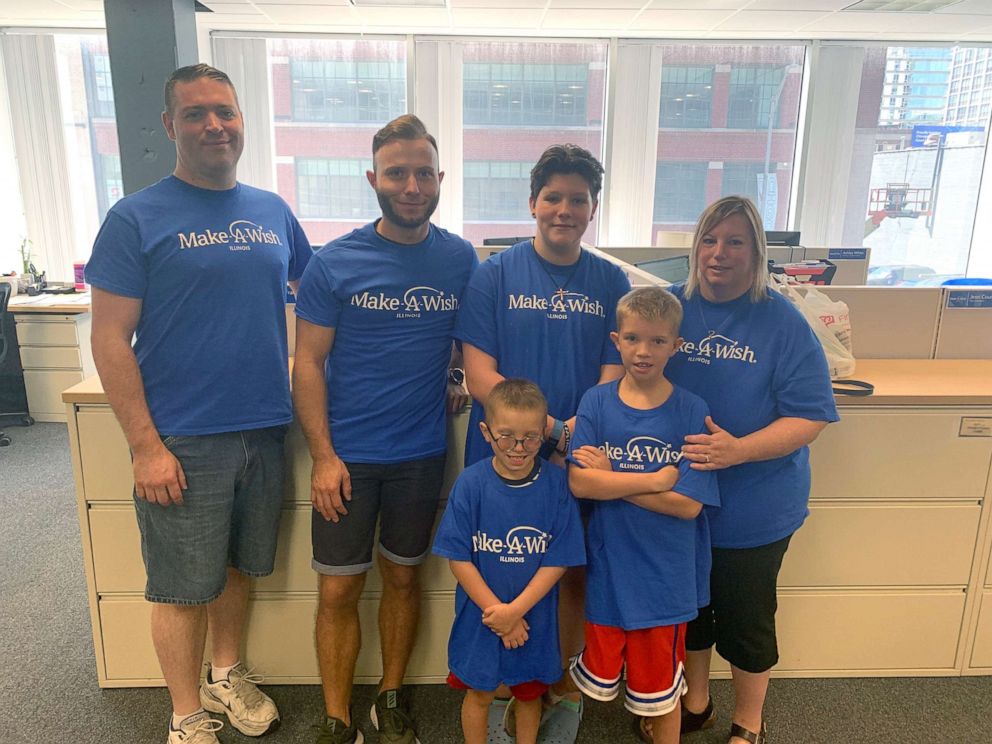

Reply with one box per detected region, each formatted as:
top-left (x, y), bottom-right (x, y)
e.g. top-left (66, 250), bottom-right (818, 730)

top-left (482, 423), bottom-right (543, 453)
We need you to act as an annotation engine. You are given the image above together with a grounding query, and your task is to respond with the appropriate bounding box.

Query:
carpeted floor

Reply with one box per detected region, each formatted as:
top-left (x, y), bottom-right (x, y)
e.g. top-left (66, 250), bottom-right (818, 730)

top-left (2, 422), bottom-right (992, 743)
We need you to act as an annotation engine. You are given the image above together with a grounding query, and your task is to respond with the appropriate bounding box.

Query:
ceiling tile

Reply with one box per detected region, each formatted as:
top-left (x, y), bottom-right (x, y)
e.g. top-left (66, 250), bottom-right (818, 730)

top-left (647, 0), bottom-right (744, 8)
top-left (634, 8), bottom-right (737, 29)
top-left (542, 8), bottom-right (641, 28)
top-left (746, 0), bottom-right (851, 8)
top-left (548, 0), bottom-right (644, 8)
top-left (450, 8), bottom-right (547, 26)
top-left (350, 5), bottom-right (452, 26)
top-left (935, 0), bottom-right (992, 13)
top-left (804, 10), bottom-right (992, 32)
top-left (449, 0), bottom-right (545, 6)
top-left (255, 3), bottom-right (361, 23)
top-left (715, 9), bottom-right (833, 30)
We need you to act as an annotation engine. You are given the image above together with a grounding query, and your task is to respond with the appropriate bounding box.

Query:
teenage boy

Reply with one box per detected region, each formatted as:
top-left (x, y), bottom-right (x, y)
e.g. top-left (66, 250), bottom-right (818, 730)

top-left (433, 379), bottom-right (585, 744)
top-left (560, 287), bottom-right (720, 744)
top-left (293, 114), bottom-right (477, 744)
top-left (87, 65), bottom-right (312, 744)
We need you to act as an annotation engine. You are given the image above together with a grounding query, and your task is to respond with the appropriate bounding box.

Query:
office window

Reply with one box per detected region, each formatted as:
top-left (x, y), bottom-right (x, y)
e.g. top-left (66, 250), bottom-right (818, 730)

top-left (464, 161), bottom-right (532, 222)
top-left (654, 162), bottom-right (707, 223)
top-left (464, 62), bottom-right (589, 127)
top-left (728, 66), bottom-right (787, 130)
top-left (267, 38), bottom-right (406, 244)
top-left (460, 41), bottom-right (607, 245)
top-left (295, 158), bottom-right (378, 221)
top-left (840, 45), bottom-right (991, 277)
top-left (652, 45), bottom-right (805, 241)
top-left (289, 59), bottom-right (405, 123)
top-left (660, 66), bottom-right (713, 129)
top-left (53, 35), bottom-right (122, 265)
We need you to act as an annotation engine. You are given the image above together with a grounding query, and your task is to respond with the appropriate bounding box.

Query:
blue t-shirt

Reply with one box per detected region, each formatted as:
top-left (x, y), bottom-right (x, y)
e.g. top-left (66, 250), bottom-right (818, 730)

top-left (454, 242), bottom-right (631, 466)
top-left (295, 222), bottom-right (478, 463)
top-left (432, 459), bottom-right (586, 690)
top-left (665, 285), bottom-right (840, 549)
top-left (85, 176), bottom-right (312, 436)
top-left (570, 381), bottom-right (719, 629)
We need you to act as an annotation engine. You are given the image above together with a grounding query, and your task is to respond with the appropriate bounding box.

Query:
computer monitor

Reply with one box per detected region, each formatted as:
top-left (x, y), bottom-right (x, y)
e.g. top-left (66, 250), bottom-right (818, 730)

top-left (482, 236), bottom-right (534, 246)
top-left (765, 231), bottom-right (801, 246)
top-left (635, 255), bottom-right (691, 284)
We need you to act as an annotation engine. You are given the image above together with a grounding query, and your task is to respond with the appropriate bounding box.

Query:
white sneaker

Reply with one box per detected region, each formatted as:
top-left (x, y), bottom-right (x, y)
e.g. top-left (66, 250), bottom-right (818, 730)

top-left (199, 662), bottom-right (280, 736)
top-left (167, 711), bottom-right (223, 743)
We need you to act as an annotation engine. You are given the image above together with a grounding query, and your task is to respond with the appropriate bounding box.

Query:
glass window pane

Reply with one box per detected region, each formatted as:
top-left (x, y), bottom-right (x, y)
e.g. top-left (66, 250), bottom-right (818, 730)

top-left (269, 38), bottom-right (407, 245)
top-left (842, 46), bottom-right (991, 280)
top-left (461, 41), bottom-right (607, 245)
top-left (653, 44), bottom-right (805, 239)
top-left (54, 35), bottom-right (122, 267)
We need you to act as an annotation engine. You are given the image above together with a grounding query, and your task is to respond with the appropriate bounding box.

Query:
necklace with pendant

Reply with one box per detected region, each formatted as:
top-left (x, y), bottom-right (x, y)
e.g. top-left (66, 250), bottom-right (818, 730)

top-left (534, 241), bottom-right (582, 301)
top-left (697, 296), bottom-right (742, 340)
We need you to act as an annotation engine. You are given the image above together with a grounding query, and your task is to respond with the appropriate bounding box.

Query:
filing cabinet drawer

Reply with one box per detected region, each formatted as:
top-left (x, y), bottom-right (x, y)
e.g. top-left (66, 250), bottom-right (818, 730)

top-left (77, 407), bottom-right (134, 501)
top-left (810, 410), bottom-right (992, 501)
top-left (23, 369), bottom-right (83, 419)
top-left (98, 593), bottom-right (455, 683)
top-left (19, 345), bottom-right (82, 370)
top-left (969, 591), bottom-right (992, 669)
top-left (781, 503), bottom-right (981, 587)
top-left (14, 317), bottom-right (79, 346)
top-left (88, 505), bottom-right (455, 594)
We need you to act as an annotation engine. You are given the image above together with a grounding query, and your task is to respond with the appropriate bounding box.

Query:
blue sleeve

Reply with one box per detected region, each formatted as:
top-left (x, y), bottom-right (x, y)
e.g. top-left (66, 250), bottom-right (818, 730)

top-left (567, 387), bottom-right (602, 467)
top-left (543, 476), bottom-right (586, 568)
top-left (772, 309), bottom-right (840, 423)
top-left (294, 255), bottom-right (341, 329)
top-left (600, 267), bottom-right (629, 367)
top-left (84, 209), bottom-right (147, 299)
top-left (454, 259), bottom-right (499, 358)
top-left (287, 215), bottom-right (312, 282)
top-left (672, 399), bottom-right (720, 508)
top-left (432, 477), bottom-right (475, 561)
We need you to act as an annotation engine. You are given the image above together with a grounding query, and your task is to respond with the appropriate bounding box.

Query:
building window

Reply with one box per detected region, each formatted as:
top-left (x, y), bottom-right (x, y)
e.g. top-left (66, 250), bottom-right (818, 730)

top-left (463, 63), bottom-right (589, 127)
top-left (728, 66), bottom-right (787, 130)
top-left (295, 158), bottom-right (378, 220)
top-left (660, 66), bottom-right (713, 129)
top-left (83, 49), bottom-right (115, 119)
top-left (290, 59), bottom-right (405, 123)
top-left (654, 162), bottom-right (707, 223)
top-left (723, 162), bottom-right (766, 207)
top-left (464, 161), bottom-right (532, 222)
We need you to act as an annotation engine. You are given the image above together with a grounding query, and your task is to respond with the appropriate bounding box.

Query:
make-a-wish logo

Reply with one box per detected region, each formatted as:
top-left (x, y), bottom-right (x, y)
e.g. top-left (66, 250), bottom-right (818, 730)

top-left (350, 285), bottom-right (459, 319)
top-left (678, 333), bottom-right (757, 366)
top-left (472, 526), bottom-right (551, 564)
top-left (507, 289), bottom-right (605, 320)
top-left (601, 436), bottom-right (681, 471)
top-left (177, 220), bottom-right (284, 252)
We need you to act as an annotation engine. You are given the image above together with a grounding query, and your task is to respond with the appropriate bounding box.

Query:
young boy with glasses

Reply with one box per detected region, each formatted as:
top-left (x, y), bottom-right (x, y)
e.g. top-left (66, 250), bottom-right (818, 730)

top-left (433, 379), bottom-right (585, 744)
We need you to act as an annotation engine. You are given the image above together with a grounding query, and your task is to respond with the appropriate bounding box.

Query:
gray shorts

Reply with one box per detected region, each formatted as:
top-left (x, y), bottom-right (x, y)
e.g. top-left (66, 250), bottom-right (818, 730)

top-left (311, 454), bottom-right (446, 575)
top-left (133, 425), bottom-right (288, 605)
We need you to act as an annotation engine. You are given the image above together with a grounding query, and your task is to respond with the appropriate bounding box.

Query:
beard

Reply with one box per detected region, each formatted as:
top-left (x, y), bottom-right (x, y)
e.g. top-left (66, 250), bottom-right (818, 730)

top-left (376, 189), bottom-right (440, 230)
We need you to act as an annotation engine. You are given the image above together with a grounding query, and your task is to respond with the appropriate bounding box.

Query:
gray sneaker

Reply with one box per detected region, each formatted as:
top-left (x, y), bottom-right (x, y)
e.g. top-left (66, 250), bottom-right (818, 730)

top-left (370, 688), bottom-right (420, 744)
top-left (167, 711), bottom-right (223, 744)
top-left (314, 714), bottom-right (364, 744)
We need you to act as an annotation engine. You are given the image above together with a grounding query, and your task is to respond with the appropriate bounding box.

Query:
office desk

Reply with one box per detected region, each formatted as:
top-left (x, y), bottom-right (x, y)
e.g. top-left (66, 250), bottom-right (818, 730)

top-left (63, 360), bottom-right (992, 686)
top-left (10, 292), bottom-right (93, 422)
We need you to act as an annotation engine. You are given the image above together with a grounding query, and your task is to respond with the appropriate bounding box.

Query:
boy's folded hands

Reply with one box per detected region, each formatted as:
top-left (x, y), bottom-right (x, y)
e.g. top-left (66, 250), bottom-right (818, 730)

top-left (483, 603), bottom-right (531, 648)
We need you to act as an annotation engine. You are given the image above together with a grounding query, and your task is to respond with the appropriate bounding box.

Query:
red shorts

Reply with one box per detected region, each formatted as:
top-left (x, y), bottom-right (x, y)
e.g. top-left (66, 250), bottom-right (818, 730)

top-left (446, 673), bottom-right (548, 702)
top-left (570, 621), bottom-right (686, 716)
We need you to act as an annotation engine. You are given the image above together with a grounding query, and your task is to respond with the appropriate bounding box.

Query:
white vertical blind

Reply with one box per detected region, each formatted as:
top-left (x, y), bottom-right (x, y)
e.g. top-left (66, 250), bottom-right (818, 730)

top-left (213, 36), bottom-right (275, 191)
top-left (0, 41), bottom-right (27, 275)
top-left (796, 44), bottom-right (865, 247)
top-left (601, 41), bottom-right (662, 247)
top-left (2, 33), bottom-right (76, 282)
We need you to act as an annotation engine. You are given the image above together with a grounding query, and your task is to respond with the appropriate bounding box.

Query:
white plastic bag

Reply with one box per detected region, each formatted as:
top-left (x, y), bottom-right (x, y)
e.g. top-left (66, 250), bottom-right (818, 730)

top-left (770, 275), bottom-right (856, 379)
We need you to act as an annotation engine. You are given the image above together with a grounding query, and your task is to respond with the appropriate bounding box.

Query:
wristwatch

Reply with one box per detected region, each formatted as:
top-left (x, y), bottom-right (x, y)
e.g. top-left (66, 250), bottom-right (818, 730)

top-left (448, 367), bottom-right (465, 386)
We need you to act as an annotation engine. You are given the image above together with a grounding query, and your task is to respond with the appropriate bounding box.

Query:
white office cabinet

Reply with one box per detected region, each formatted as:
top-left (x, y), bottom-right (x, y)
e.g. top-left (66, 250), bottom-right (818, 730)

top-left (14, 312), bottom-right (94, 422)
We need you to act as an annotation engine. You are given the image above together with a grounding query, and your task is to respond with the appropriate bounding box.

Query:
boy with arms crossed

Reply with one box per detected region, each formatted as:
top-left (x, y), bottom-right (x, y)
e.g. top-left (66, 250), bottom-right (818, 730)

top-left (433, 380), bottom-right (585, 744)
top-left (561, 287), bottom-right (719, 744)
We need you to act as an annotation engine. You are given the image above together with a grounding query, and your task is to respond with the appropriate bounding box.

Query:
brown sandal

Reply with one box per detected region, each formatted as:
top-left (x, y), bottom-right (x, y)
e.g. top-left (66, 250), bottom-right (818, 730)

top-left (729, 721), bottom-right (767, 743)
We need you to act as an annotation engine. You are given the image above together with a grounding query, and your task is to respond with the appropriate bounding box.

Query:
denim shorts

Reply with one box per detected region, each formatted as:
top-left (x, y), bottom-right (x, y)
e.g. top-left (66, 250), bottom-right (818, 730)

top-left (133, 425), bottom-right (288, 605)
top-left (312, 454), bottom-right (446, 575)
